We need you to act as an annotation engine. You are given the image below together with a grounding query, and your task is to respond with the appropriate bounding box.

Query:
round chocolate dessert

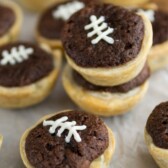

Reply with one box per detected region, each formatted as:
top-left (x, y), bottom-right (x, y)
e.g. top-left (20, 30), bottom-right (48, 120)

top-left (25, 110), bottom-right (109, 168)
top-left (146, 102), bottom-right (168, 149)
top-left (135, 9), bottom-right (168, 46)
top-left (0, 42), bottom-right (54, 87)
top-left (152, 10), bottom-right (168, 45)
top-left (0, 4), bottom-right (15, 37)
top-left (62, 4), bottom-right (145, 68)
top-left (73, 63), bottom-right (150, 93)
top-left (38, 0), bottom-right (100, 40)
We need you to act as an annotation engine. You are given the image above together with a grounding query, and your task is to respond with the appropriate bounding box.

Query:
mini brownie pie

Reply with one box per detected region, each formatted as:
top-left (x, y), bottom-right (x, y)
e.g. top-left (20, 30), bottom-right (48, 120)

top-left (62, 4), bottom-right (152, 87)
top-left (141, 9), bottom-right (168, 72)
top-left (0, 1), bottom-right (22, 47)
top-left (0, 42), bottom-right (61, 109)
top-left (36, 0), bottom-right (100, 49)
top-left (102, 0), bottom-right (149, 7)
top-left (145, 102), bottom-right (168, 168)
top-left (20, 110), bottom-right (115, 168)
top-left (62, 64), bottom-right (150, 116)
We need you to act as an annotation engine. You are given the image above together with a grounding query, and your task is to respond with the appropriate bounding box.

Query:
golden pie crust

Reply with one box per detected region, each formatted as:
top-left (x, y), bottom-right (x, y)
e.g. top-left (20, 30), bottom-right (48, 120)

top-left (0, 1), bottom-right (22, 47)
top-left (65, 13), bottom-right (153, 87)
top-left (36, 30), bottom-right (63, 50)
top-left (20, 110), bottom-right (116, 168)
top-left (19, 0), bottom-right (65, 12)
top-left (102, 0), bottom-right (149, 7)
top-left (145, 129), bottom-right (168, 168)
top-left (0, 44), bottom-right (62, 109)
top-left (62, 65), bottom-right (149, 116)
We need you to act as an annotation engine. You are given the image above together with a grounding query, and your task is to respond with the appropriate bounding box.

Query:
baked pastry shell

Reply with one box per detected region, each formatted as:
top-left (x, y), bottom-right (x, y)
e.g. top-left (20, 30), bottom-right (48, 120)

top-left (20, 110), bottom-right (116, 168)
top-left (102, 0), bottom-right (149, 6)
top-left (148, 41), bottom-right (168, 72)
top-left (0, 1), bottom-right (22, 46)
top-left (145, 129), bottom-right (168, 168)
top-left (36, 30), bottom-right (63, 50)
top-left (65, 13), bottom-right (153, 87)
top-left (0, 44), bottom-right (62, 109)
top-left (19, 0), bottom-right (64, 12)
top-left (62, 65), bottom-right (149, 116)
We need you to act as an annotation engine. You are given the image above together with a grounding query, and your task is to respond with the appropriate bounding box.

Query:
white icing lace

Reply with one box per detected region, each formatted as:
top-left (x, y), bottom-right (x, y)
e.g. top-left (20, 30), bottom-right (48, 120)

top-left (43, 116), bottom-right (87, 143)
top-left (85, 15), bottom-right (114, 44)
top-left (53, 1), bottom-right (85, 21)
top-left (0, 45), bottom-right (34, 66)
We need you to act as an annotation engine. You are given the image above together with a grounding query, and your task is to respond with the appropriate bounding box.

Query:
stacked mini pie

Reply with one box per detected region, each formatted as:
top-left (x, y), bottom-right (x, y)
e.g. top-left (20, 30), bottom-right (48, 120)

top-left (62, 4), bottom-right (153, 116)
top-left (20, 110), bottom-right (115, 168)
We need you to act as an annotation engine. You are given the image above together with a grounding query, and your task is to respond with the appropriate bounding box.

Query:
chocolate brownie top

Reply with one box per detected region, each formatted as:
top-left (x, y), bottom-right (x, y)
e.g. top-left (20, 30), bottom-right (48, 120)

top-left (62, 4), bottom-right (145, 68)
top-left (152, 10), bottom-right (168, 45)
top-left (0, 42), bottom-right (54, 87)
top-left (73, 63), bottom-right (150, 93)
top-left (38, 0), bottom-right (100, 40)
top-left (25, 110), bottom-right (109, 168)
top-left (146, 102), bottom-right (168, 149)
top-left (0, 4), bottom-right (15, 37)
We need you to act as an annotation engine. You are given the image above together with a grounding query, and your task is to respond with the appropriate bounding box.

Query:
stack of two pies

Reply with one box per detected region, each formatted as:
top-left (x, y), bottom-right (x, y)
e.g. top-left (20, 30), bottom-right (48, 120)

top-left (62, 4), bottom-right (153, 116)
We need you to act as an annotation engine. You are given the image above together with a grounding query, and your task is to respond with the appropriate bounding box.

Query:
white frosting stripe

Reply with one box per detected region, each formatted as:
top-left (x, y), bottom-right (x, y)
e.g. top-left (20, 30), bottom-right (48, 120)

top-left (43, 116), bottom-right (87, 143)
top-left (53, 1), bottom-right (85, 21)
top-left (0, 45), bottom-right (34, 66)
top-left (85, 15), bottom-right (114, 44)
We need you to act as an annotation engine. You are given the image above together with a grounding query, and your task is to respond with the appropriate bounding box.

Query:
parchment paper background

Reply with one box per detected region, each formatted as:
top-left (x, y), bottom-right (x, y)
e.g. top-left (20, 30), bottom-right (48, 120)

top-left (0, 1), bottom-right (168, 167)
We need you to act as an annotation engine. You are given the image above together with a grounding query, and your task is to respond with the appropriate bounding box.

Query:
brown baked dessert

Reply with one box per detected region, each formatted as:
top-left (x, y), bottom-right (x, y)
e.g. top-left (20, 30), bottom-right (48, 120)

top-left (145, 102), bottom-right (168, 168)
top-left (20, 110), bottom-right (115, 168)
top-left (0, 42), bottom-right (61, 108)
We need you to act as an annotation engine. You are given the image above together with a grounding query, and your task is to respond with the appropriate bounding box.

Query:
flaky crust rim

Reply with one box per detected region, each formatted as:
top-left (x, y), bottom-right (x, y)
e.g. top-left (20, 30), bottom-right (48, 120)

top-left (0, 45), bottom-right (62, 109)
top-left (19, 0), bottom-right (64, 12)
top-left (20, 110), bottom-right (115, 168)
top-left (102, 0), bottom-right (149, 6)
top-left (144, 129), bottom-right (168, 168)
top-left (65, 12), bottom-right (152, 86)
top-left (0, 1), bottom-right (22, 46)
top-left (62, 65), bottom-right (149, 116)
